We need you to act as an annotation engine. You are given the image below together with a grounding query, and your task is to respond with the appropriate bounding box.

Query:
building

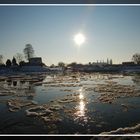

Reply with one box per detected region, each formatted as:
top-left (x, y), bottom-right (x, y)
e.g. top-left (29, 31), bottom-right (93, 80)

top-left (29, 57), bottom-right (42, 65)
top-left (20, 57), bottom-right (50, 72)
top-left (122, 61), bottom-right (135, 66)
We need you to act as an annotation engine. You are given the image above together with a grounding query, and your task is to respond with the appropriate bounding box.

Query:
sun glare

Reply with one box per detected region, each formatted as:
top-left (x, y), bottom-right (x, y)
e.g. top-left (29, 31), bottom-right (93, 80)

top-left (74, 33), bottom-right (85, 46)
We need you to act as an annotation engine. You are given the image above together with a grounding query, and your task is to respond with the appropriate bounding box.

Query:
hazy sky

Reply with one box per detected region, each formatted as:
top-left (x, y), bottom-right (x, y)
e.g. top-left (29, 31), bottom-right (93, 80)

top-left (0, 6), bottom-right (140, 65)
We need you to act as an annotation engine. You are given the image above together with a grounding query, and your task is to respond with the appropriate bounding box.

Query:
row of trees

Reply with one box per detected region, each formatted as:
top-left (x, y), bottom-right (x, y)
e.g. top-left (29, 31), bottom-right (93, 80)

top-left (50, 62), bottom-right (77, 68)
top-left (0, 44), bottom-right (140, 67)
top-left (0, 44), bottom-right (35, 66)
top-left (53, 53), bottom-right (140, 68)
top-left (56, 53), bottom-right (140, 66)
top-left (5, 57), bottom-right (17, 67)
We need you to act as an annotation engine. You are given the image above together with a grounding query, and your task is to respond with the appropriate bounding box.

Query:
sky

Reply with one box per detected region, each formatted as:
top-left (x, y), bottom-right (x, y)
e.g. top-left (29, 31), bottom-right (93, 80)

top-left (0, 5), bottom-right (140, 65)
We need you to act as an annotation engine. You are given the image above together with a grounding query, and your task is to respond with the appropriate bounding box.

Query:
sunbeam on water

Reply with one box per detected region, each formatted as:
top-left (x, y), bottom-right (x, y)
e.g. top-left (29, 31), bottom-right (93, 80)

top-left (74, 87), bottom-right (88, 123)
top-left (78, 100), bottom-right (85, 117)
top-left (0, 73), bottom-right (140, 134)
top-left (79, 94), bottom-right (84, 100)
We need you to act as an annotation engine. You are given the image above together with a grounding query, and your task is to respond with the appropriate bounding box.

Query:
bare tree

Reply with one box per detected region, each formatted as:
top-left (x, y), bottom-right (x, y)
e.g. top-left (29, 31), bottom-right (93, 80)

top-left (23, 44), bottom-right (34, 61)
top-left (132, 53), bottom-right (140, 64)
top-left (50, 64), bottom-right (55, 68)
top-left (58, 62), bottom-right (65, 67)
top-left (15, 53), bottom-right (23, 64)
top-left (67, 62), bottom-right (77, 67)
top-left (0, 55), bottom-right (3, 64)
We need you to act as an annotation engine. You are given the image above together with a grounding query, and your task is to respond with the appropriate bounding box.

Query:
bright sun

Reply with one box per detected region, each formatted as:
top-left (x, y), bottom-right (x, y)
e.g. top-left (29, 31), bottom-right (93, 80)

top-left (74, 33), bottom-right (85, 46)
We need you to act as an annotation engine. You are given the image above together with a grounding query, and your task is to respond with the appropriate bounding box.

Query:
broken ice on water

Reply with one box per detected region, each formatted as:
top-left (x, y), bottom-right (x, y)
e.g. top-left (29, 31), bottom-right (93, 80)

top-left (0, 73), bottom-right (140, 134)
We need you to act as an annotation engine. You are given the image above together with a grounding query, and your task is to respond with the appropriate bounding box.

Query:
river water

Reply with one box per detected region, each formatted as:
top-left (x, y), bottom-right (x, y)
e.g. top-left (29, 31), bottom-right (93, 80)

top-left (0, 73), bottom-right (140, 134)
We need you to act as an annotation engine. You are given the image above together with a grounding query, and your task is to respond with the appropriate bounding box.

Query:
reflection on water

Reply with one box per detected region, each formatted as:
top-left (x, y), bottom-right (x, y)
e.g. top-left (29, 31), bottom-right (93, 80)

top-left (74, 87), bottom-right (88, 123)
top-left (0, 73), bottom-right (140, 134)
top-left (13, 81), bottom-right (17, 86)
top-left (132, 74), bottom-right (140, 89)
top-left (79, 93), bottom-right (84, 100)
top-left (78, 100), bottom-right (85, 117)
top-left (7, 79), bottom-right (12, 86)
top-left (2, 76), bottom-right (46, 101)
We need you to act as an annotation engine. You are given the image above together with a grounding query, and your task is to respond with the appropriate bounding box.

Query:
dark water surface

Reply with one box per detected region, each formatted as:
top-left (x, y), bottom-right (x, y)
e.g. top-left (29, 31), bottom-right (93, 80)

top-left (0, 73), bottom-right (140, 134)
